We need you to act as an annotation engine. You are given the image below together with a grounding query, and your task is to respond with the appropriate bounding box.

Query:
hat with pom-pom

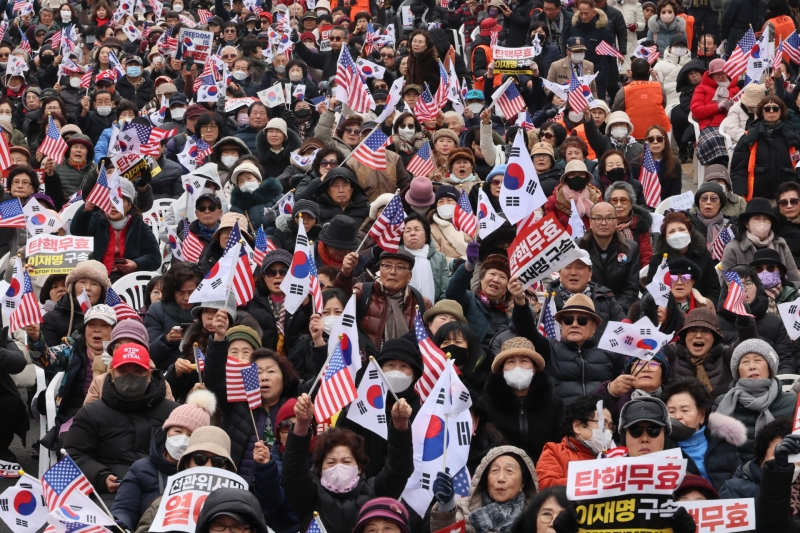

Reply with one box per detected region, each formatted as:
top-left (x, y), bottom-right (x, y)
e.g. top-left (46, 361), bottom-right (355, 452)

top-left (163, 389), bottom-right (217, 432)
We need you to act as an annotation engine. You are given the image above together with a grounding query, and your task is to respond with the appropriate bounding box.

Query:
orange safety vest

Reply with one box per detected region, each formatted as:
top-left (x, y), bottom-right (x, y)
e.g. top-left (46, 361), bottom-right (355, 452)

top-left (765, 16), bottom-right (796, 46)
top-left (747, 143), bottom-right (798, 200)
top-left (679, 14), bottom-right (695, 53)
top-left (556, 119), bottom-right (598, 160)
top-left (472, 44), bottom-right (505, 93)
top-left (623, 80), bottom-right (671, 140)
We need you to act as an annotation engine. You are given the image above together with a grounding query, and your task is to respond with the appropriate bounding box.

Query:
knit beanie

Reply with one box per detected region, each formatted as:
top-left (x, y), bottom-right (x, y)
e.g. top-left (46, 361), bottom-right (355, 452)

top-left (447, 148), bottom-right (476, 171)
top-left (293, 199), bottom-right (320, 219)
top-left (163, 389), bottom-right (217, 432)
top-left (266, 117), bottom-right (288, 138)
top-left (730, 338), bottom-right (779, 379)
top-left (434, 185), bottom-right (459, 204)
top-left (108, 320), bottom-right (149, 353)
top-left (230, 162), bottom-right (263, 186)
top-left (227, 325), bottom-right (262, 349)
top-left (694, 181), bottom-right (727, 210)
top-left (65, 260), bottom-right (110, 289)
top-left (276, 398), bottom-right (298, 426)
top-left (433, 128), bottom-right (459, 146)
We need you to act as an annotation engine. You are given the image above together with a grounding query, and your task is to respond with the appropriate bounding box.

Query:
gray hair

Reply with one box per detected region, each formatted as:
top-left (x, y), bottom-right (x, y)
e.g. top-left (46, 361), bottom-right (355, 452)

top-left (442, 111), bottom-right (464, 128)
top-left (604, 181), bottom-right (636, 202)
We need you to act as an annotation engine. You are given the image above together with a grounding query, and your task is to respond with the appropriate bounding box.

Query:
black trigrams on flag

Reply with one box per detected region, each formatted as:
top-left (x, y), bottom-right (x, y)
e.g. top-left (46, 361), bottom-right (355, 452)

top-left (456, 421), bottom-right (471, 446)
top-left (211, 279), bottom-right (222, 289)
top-left (290, 284), bottom-right (304, 295)
top-left (526, 180), bottom-right (538, 195)
top-left (510, 147), bottom-right (521, 157)
top-left (357, 401), bottom-right (367, 414)
top-left (297, 235), bottom-right (309, 246)
top-left (15, 519), bottom-right (27, 528)
top-left (459, 391), bottom-right (470, 403)
top-left (613, 326), bottom-right (625, 334)
top-left (505, 197), bottom-right (520, 207)
top-left (342, 314), bottom-right (355, 327)
top-left (421, 472), bottom-right (431, 490)
top-left (0, 498), bottom-right (7, 512)
top-left (378, 414), bottom-right (386, 424)
top-left (640, 329), bottom-right (651, 335)
top-left (369, 369), bottom-right (378, 379)
top-left (436, 390), bottom-right (446, 405)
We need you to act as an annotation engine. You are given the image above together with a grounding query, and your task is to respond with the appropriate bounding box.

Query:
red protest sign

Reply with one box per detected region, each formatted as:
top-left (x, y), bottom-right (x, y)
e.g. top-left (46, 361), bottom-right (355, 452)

top-left (507, 212), bottom-right (582, 289)
top-left (433, 519), bottom-right (465, 533)
top-left (677, 498), bottom-right (755, 533)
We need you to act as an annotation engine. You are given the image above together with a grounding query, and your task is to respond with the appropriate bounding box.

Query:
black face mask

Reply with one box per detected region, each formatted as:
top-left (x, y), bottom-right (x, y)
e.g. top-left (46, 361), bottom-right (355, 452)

top-left (397, 46), bottom-right (407, 56)
top-left (40, 54), bottom-right (54, 65)
top-left (606, 168), bottom-right (626, 182)
top-left (565, 176), bottom-right (588, 191)
top-left (295, 108), bottom-right (312, 119)
top-left (374, 104), bottom-right (385, 116)
top-left (113, 374), bottom-right (149, 399)
top-left (440, 344), bottom-right (469, 366)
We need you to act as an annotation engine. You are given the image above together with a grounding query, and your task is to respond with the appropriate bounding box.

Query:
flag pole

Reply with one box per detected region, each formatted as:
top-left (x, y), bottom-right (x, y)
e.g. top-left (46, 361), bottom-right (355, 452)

top-left (193, 342), bottom-right (203, 384)
top-left (58, 450), bottom-right (128, 533)
top-left (355, 188), bottom-right (400, 253)
top-left (441, 356), bottom-right (451, 473)
top-left (249, 409), bottom-right (260, 440)
top-left (309, 333), bottom-right (343, 396)
top-left (369, 355), bottom-right (399, 402)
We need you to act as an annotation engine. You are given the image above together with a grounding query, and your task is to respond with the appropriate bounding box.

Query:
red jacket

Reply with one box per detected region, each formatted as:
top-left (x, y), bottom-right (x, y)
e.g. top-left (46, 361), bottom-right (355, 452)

top-left (538, 436), bottom-right (596, 489)
top-left (690, 73), bottom-right (741, 130)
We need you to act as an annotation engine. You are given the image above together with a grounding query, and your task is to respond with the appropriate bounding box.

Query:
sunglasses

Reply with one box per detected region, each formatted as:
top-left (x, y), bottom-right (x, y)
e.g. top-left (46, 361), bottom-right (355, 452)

top-left (669, 274), bottom-right (692, 283)
top-left (764, 105), bottom-right (781, 113)
top-left (540, 132), bottom-right (555, 139)
top-left (196, 204), bottom-right (218, 212)
top-left (754, 264), bottom-right (779, 273)
top-left (627, 425), bottom-right (663, 438)
top-left (278, 420), bottom-right (293, 431)
top-left (330, 36), bottom-right (343, 41)
top-left (191, 453), bottom-right (230, 469)
top-left (646, 135), bottom-right (665, 143)
top-left (561, 315), bottom-right (590, 326)
top-left (344, 127), bottom-right (360, 135)
top-left (265, 267), bottom-right (289, 277)
top-left (779, 197), bottom-right (800, 207)
top-left (380, 53), bottom-right (395, 58)
top-left (320, 159), bottom-right (339, 167)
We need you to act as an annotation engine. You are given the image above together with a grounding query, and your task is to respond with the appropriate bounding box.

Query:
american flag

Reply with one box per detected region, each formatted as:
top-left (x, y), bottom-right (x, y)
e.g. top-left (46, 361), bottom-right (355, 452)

top-left (60, 190), bottom-right (82, 212)
top-left (50, 29), bottom-right (61, 51)
top-left (224, 223), bottom-right (255, 306)
top-left (517, 110), bottom-right (535, 131)
top-left (596, 40), bottom-right (624, 61)
top-left (314, 339), bottom-right (357, 422)
top-left (638, 143), bottom-right (661, 208)
top-left (106, 287), bottom-right (140, 322)
top-left (406, 141), bottom-right (435, 177)
top-left (181, 220), bottom-right (206, 263)
top-left (722, 269), bottom-right (752, 316)
top-left (634, 44), bottom-right (659, 65)
top-left (80, 68), bottom-right (93, 89)
top-left (12, 0), bottom-right (27, 12)
top-left (783, 32), bottom-right (800, 64)
top-left (308, 251), bottom-right (323, 313)
top-left (368, 194), bottom-right (405, 253)
top-left (195, 345), bottom-right (206, 372)
top-left (363, 23), bottom-right (379, 55)
top-left (241, 363), bottom-right (263, 409)
top-left (194, 56), bottom-right (217, 91)
top-left (141, 21), bottom-right (151, 39)
top-left (9, 267), bottom-right (41, 332)
top-left (196, 137), bottom-right (213, 161)
top-left (335, 45), bottom-right (374, 114)
top-left (53, 521), bottom-right (109, 533)
top-left (351, 127), bottom-right (389, 171)
top-left (774, 41), bottom-right (785, 71)
top-left (19, 32), bottom-right (31, 53)
top-left (107, 49), bottom-right (125, 78)
top-left (414, 83), bottom-right (438, 121)
top-left (434, 60), bottom-right (450, 109)
top-left (86, 166), bottom-right (112, 212)
top-left (254, 226), bottom-right (269, 267)
top-left (226, 356), bottom-right (251, 402)
top-left (41, 456), bottom-right (93, 511)
top-left (197, 8), bottom-right (213, 23)
top-left (0, 198), bottom-right (24, 228)
top-left (452, 465), bottom-right (471, 497)
top-left (536, 292), bottom-right (561, 340)
top-left (413, 308), bottom-right (448, 401)
top-left (266, 238), bottom-right (277, 252)
top-left (0, 127), bottom-right (9, 168)
top-left (724, 27), bottom-right (756, 80)
top-left (0, 17), bottom-right (7, 44)
top-left (157, 26), bottom-right (178, 56)
top-left (122, 122), bottom-right (174, 155)
top-left (453, 189), bottom-right (477, 237)
top-left (490, 28), bottom-right (499, 49)
top-left (307, 512), bottom-right (325, 533)
top-left (568, 70), bottom-right (589, 114)
top-left (711, 226), bottom-right (734, 261)
top-left (495, 80), bottom-right (526, 119)
top-left (39, 116), bottom-right (68, 162)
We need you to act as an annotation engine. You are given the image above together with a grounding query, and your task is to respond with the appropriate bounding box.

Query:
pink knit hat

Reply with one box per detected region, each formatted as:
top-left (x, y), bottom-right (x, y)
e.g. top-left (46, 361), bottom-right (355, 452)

top-left (163, 389), bottom-right (217, 432)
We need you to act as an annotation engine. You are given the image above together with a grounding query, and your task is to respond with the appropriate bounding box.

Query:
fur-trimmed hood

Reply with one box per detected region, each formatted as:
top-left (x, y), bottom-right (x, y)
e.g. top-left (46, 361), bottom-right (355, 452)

top-left (706, 412), bottom-right (748, 447)
top-left (571, 8), bottom-right (609, 29)
top-left (632, 204), bottom-right (653, 233)
top-left (647, 13), bottom-right (686, 34)
top-left (463, 445), bottom-right (539, 511)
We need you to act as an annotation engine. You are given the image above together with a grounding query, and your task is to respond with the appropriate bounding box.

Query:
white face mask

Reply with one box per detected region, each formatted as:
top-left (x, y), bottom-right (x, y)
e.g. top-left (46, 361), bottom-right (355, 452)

top-left (61, 12), bottom-right (71, 22)
top-left (666, 231), bottom-right (692, 250)
top-left (152, 55), bottom-right (163, 65)
top-left (437, 204), bottom-right (455, 220)
top-left (165, 434), bottom-right (190, 459)
top-left (383, 370), bottom-right (414, 393)
top-left (570, 53), bottom-right (585, 63)
top-left (240, 180), bottom-right (259, 192)
top-left (69, 77), bottom-right (81, 88)
top-left (610, 126), bottom-right (629, 140)
top-left (173, 4), bottom-right (184, 10)
top-left (581, 427), bottom-right (614, 455)
top-left (201, 186), bottom-right (217, 196)
top-left (467, 103), bottom-right (484, 114)
top-left (232, 71), bottom-right (248, 81)
top-left (320, 463), bottom-right (360, 493)
top-left (323, 315), bottom-right (338, 335)
top-left (97, 106), bottom-right (112, 116)
top-left (504, 367), bottom-right (534, 390)
top-left (171, 107), bottom-right (186, 120)
top-left (289, 72), bottom-right (303, 82)
top-left (398, 126), bottom-right (415, 139)
top-left (671, 46), bottom-right (687, 56)
top-left (660, 12), bottom-right (674, 23)
top-left (568, 110), bottom-right (584, 123)
top-left (221, 155), bottom-right (238, 168)
top-left (748, 220), bottom-right (772, 239)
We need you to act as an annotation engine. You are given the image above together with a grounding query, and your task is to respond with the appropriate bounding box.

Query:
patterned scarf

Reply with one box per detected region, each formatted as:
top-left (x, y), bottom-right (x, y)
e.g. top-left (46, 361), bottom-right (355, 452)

top-left (317, 242), bottom-right (344, 268)
top-left (695, 211), bottom-right (724, 250)
top-left (689, 353), bottom-right (713, 392)
top-left (270, 298), bottom-right (287, 356)
top-left (765, 284), bottom-right (783, 316)
top-left (478, 291), bottom-right (507, 312)
top-left (555, 183), bottom-right (599, 217)
top-left (469, 491), bottom-right (526, 533)
top-left (616, 216), bottom-right (634, 241)
top-left (558, 283), bottom-right (592, 304)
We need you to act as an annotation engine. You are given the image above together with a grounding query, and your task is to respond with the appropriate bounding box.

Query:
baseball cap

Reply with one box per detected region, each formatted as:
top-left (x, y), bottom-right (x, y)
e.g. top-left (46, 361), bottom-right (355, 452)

top-left (111, 342), bottom-right (151, 370)
top-left (196, 192), bottom-right (222, 207)
top-left (95, 70), bottom-right (116, 84)
top-left (567, 36), bottom-right (587, 51)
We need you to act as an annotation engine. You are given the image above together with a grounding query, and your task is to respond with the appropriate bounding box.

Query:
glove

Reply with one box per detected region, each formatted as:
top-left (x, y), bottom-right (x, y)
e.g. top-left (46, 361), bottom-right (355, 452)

top-left (135, 167), bottom-right (152, 189)
top-left (544, 107), bottom-right (558, 119)
top-left (718, 99), bottom-right (733, 112)
top-left (101, 352), bottom-right (112, 367)
top-left (432, 472), bottom-right (455, 512)
top-left (626, 23), bottom-right (637, 32)
top-left (369, 245), bottom-right (382, 263)
top-left (670, 507), bottom-right (696, 533)
top-left (290, 29), bottom-right (299, 43)
top-left (552, 505), bottom-right (579, 533)
top-left (465, 242), bottom-right (480, 270)
top-left (264, 207), bottom-right (277, 222)
top-left (773, 434), bottom-right (800, 469)
top-left (284, 109), bottom-right (295, 123)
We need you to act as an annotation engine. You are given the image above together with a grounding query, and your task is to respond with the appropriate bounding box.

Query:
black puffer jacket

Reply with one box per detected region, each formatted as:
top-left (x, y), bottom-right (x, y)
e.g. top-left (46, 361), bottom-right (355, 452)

top-left (0, 323), bottom-right (29, 443)
top-left (674, 412), bottom-right (746, 492)
top-left (41, 292), bottom-right (90, 347)
top-left (144, 300), bottom-right (194, 371)
top-left (116, 75), bottom-right (155, 109)
top-left (731, 119), bottom-right (800, 201)
top-left (229, 178), bottom-right (285, 236)
top-left (270, 215), bottom-right (322, 255)
top-left (150, 155), bottom-right (184, 199)
top-left (295, 167), bottom-right (371, 227)
top-left (774, 207), bottom-right (800, 266)
top-left (481, 369), bottom-right (564, 463)
top-left (505, 0), bottom-right (538, 47)
top-left (578, 233), bottom-right (641, 312)
top-left (255, 126), bottom-right (303, 179)
top-left (246, 286), bottom-right (312, 354)
top-left (64, 373), bottom-right (178, 493)
top-left (566, 10), bottom-right (617, 98)
top-left (514, 303), bottom-right (626, 406)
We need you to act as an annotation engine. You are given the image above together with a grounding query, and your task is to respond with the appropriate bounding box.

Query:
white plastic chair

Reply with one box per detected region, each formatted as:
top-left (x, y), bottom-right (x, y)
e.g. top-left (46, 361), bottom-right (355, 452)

top-left (151, 198), bottom-right (175, 220)
top-left (60, 200), bottom-right (84, 234)
top-left (111, 271), bottom-right (159, 310)
top-left (654, 198), bottom-right (673, 214)
top-left (687, 113), bottom-right (704, 186)
top-left (0, 252), bottom-right (8, 279)
top-left (777, 373), bottom-right (800, 392)
top-left (42, 370), bottom-right (64, 475)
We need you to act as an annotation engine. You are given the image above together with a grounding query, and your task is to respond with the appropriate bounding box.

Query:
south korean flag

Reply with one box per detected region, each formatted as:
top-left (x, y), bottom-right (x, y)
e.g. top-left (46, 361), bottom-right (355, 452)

top-left (346, 358), bottom-right (389, 439)
top-left (778, 300), bottom-right (800, 341)
top-left (279, 221), bottom-right (311, 314)
top-left (500, 130), bottom-right (548, 224)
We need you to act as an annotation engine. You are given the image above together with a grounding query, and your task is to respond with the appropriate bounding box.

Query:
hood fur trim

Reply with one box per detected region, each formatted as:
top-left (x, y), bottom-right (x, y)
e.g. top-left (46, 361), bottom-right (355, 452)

top-left (572, 8), bottom-right (608, 29)
top-left (707, 412), bottom-right (748, 447)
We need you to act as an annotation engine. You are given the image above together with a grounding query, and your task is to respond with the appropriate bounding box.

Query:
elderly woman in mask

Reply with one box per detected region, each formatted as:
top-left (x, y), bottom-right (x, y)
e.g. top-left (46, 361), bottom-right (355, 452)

top-left (750, 249), bottom-right (800, 314)
top-left (544, 160), bottom-right (603, 228)
top-left (429, 185), bottom-right (473, 262)
top-left (387, 112), bottom-right (427, 168)
top-left (400, 213), bottom-right (448, 303)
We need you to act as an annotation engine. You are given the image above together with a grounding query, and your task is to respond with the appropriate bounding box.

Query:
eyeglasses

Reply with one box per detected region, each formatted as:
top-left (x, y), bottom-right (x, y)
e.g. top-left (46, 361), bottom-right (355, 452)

top-left (209, 523), bottom-right (251, 533)
top-left (609, 197), bottom-right (630, 205)
top-left (265, 267), bottom-right (289, 277)
top-left (380, 52), bottom-right (395, 58)
top-left (631, 360), bottom-right (662, 370)
top-left (320, 159), bottom-right (339, 167)
top-left (380, 263), bottom-right (410, 273)
top-left (538, 511), bottom-right (557, 523)
top-left (44, 105), bottom-right (60, 112)
top-left (626, 425), bottom-right (663, 438)
top-left (190, 452), bottom-right (231, 469)
top-left (669, 274), bottom-right (692, 283)
top-left (763, 105), bottom-right (781, 113)
top-left (754, 264), bottom-right (779, 273)
top-left (222, 54), bottom-right (238, 59)
top-left (590, 216), bottom-right (617, 224)
top-left (11, 180), bottom-right (31, 186)
top-left (343, 127), bottom-right (360, 135)
top-left (489, 178), bottom-right (502, 186)
top-left (699, 195), bottom-right (719, 203)
top-left (196, 204), bottom-right (218, 212)
top-left (646, 135), bottom-right (665, 143)
top-left (540, 131), bottom-right (555, 139)
top-left (560, 315), bottom-right (590, 326)
top-left (779, 197), bottom-right (800, 207)
top-left (330, 36), bottom-right (343, 41)
top-left (742, 279), bottom-right (755, 288)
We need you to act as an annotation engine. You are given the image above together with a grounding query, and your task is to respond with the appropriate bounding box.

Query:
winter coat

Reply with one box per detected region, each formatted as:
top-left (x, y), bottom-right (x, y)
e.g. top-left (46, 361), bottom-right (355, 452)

top-left (539, 280), bottom-right (628, 342)
top-left (545, 58), bottom-right (598, 96)
top-left (721, 0), bottom-right (767, 55)
top-left (55, 160), bottom-right (98, 198)
top-left (713, 382), bottom-right (797, 462)
top-left (40, 293), bottom-right (89, 348)
top-left (144, 300), bottom-right (191, 371)
top-left (720, 233), bottom-right (800, 285)
top-left (253, 451), bottom-right (300, 533)
top-left (505, 0), bottom-right (538, 47)
top-left (774, 209), bottom-right (800, 266)
top-left (255, 128), bottom-right (303, 179)
top-left (653, 51), bottom-right (690, 113)
top-left (481, 370), bottom-right (564, 463)
top-left (0, 327), bottom-right (30, 442)
top-left (755, 464), bottom-right (800, 533)
top-left (619, 0), bottom-right (646, 71)
top-left (295, 170), bottom-right (371, 227)
top-left (566, 10), bottom-right (617, 98)
top-left (445, 265), bottom-right (511, 354)
top-left (78, 110), bottom-right (115, 145)
top-left (647, 15), bottom-right (688, 53)
top-left (400, 242), bottom-right (450, 303)
top-left (533, 7), bottom-right (573, 54)
top-left (537, 437), bottom-right (596, 489)
top-left (720, 460), bottom-right (762, 498)
top-left (63, 373), bottom-right (178, 493)
top-left (720, 101), bottom-right (756, 144)
top-left (282, 422), bottom-right (414, 533)
top-left (230, 178), bottom-right (284, 236)
top-left (246, 286), bottom-right (312, 354)
top-left (270, 215), bottom-right (322, 254)
top-left (313, 110), bottom-right (354, 157)
top-left (646, 231), bottom-right (721, 308)
top-left (578, 233), bottom-right (641, 311)
top-left (676, 412), bottom-right (747, 492)
top-left (291, 41), bottom-right (340, 81)
top-left (691, 72), bottom-right (742, 130)
top-left (150, 155), bottom-right (184, 199)
top-left (629, 155), bottom-right (683, 201)
top-left (429, 214), bottom-right (471, 260)
top-left (237, 123), bottom-right (261, 154)
top-left (407, 45), bottom-right (442, 95)
top-left (600, 4), bottom-right (629, 60)
top-left (110, 428), bottom-right (178, 530)
top-left (584, 119), bottom-right (645, 168)
top-left (346, 151), bottom-right (412, 203)
top-left (116, 76), bottom-right (155, 109)
top-left (429, 445), bottom-right (538, 533)
top-left (731, 119), bottom-right (800, 201)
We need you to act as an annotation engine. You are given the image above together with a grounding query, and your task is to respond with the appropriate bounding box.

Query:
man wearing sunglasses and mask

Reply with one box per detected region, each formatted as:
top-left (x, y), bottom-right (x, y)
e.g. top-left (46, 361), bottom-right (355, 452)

top-left (174, 193), bottom-right (223, 259)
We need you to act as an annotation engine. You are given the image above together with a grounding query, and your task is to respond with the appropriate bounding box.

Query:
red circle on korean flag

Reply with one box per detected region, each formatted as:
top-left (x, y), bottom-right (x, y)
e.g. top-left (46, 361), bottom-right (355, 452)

top-left (206, 86), bottom-right (218, 96)
top-left (183, 37), bottom-right (194, 47)
top-left (340, 333), bottom-right (353, 364)
top-left (282, 203), bottom-right (292, 214)
top-left (189, 145), bottom-right (199, 157)
top-left (206, 262), bottom-right (220, 279)
top-left (361, 65), bottom-right (374, 76)
top-left (31, 214), bottom-right (47, 225)
top-left (290, 251), bottom-right (310, 277)
top-left (478, 203), bottom-right (488, 220)
top-left (118, 141), bottom-right (128, 151)
top-left (367, 385), bottom-right (384, 409)
top-left (6, 279), bottom-right (20, 298)
top-left (268, 92), bottom-right (278, 101)
top-left (581, 84), bottom-right (591, 97)
top-left (169, 235), bottom-right (179, 249)
top-left (504, 163), bottom-right (525, 190)
top-left (637, 339), bottom-right (659, 350)
top-left (13, 491), bottom-right (36, 516)
top-left (422, 415), bottom-right (446, 461)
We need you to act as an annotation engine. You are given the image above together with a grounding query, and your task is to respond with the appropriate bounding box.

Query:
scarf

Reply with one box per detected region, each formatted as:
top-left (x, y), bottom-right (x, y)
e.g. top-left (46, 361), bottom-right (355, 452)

top-left (746, 230), bottom-right (776, 249)
top-left (443, 173), bottom-right (477, 185)
top-left (555, 183), bottom-right (598, 217)
top-left (616, 216), bottom-right (634, 241)
top-left (383, 285), bottom-right (409, 340)
top-left (788, 213), bottom-right (800, 225)
top-left (432, 214), bottom-right (468, 257)
top-left (695, 211), bottom-right (724, 249)
top-left (163, 300), bottom-right (195, 324)
top-left (317, 242), bottom-right (344, 268)
top-left (766, 284), bottom-right (782, 316)
top-left (432, 151), bottom-right (450, 180)
top-left (407, 245), bottom-right (436, 303)
top-left (393, 132), bottom-right (426, 154)
top-left (67, 158), bottom-right (87, 170)
top-left (631, 387), bottom-right (662, 399)
top-left (677, 426), bottom-right (709, 481)
top-left (712, 85), bottom-right (729, 102)
top-left (197, 222), bottom-right (218, 241)
top-left (689, 353), bottom-right (713, 392)
top-left (478, 291), bottom-right (507, 312)
top-left (716, 378), bottom-right (780, 434)
top-left (270, 296), bottom-right (287, 356)
top-left (558, 283), bottom-right (592, 305)
top-left (766, 120), bottom-right (781, 138)
top-left (469, 491), bottom-right (525, 533)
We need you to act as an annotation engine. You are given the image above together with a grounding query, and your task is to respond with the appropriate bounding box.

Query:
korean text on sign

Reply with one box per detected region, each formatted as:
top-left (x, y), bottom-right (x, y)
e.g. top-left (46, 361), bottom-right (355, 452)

top-left (508, 213), bottom-right (582, 289)
top-left (677, 498), bottom-right (755, 533)
top-left (566, 455), bottom-right (687, 500)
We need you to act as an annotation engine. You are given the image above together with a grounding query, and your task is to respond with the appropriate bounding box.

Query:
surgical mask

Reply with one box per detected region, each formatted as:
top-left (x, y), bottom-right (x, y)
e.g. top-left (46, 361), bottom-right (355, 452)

top-left (221, 155), bottom-right (238, 168)
top-left (295, 108), bottom-right (312, 119)
top-left (503, 367), bottom-right (534, 390)
top-left (69, 77), bottom-right (81, 88)
top-left (397, 46), bottom-right (407, 55)
top-left (152, 55), bottom-right (164, 65)
top-left (0, 113), bottom-right (13, 121)
top-left (289, 72), bottom-right (303, 82)
top-left (173, 3), bottom-right (184, 10)
top-left (758, 269), bottom-right (781, 288)
top-left (384, 370), bottom-right (413, 393)
top-left (440, 344), bottom-right (468, 366)
top-left (581, 427), bottom-right (614, 455)
top-left (565, 175), bottom-right (587, 191)
top-left (610, 126), bottom-right (629, 140)
top-left (201, 186), bottom-right (217, 195)
top-left (467, 103), bottom-right (484, 114)
top-left (113, 374), bottom-right (150, 399)
top-left (488, 7), bottom-right (499, 16)
top-left (398, 126), bottom-right (415, 139)
top-left (171, 107), bottom-right (186, 120)
top-left (127, 66), bottom-right (141, 77)
top-left (323, 315), bottom-right (338, 335)
top-left (606, 168), bottom-right (626, 182)
top-left (317, 9), bottom-right (327, 15)
top-left (660, 12), bottom-right (675, 23)
top-left (320, 463), bottom-right (360, 493)
top-left (240, 181), bottom-right (260, 192)
top-left (666, 231), bottom-right (692, 250)
top-left (748, 220), bottom-right (771, 239)
top-left (570, 53), bottom-right (585, 63)
top-left (97, 106), bottom-right (112, 116)
top-left (275, 65), bottom-right (286, 74)
top-left (232, 70), bottom-right (248, 81)
top-left (61, 12), bottom-right (71, 22)
top-left (568, 110), bottom-right (584, 123)
top-left (437, 204), bottom-right (455, 220)
top-left (165, 434), bottom-right (190, 459)
top-left (237, 114), bottom-right (251, 124)
top-left (374, 104), bottom-right (385, 116)
top-left (7, 83), bottom-right (20, 91)
top-left (671, 46), bottom-right (687, 56)
top-left (40, 55), bottom-right (54, 65)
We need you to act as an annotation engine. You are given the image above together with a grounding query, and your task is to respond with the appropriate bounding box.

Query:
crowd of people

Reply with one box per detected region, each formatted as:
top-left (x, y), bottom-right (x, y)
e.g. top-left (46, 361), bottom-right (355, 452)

top-left (4, 0), bottom-right (800, 529)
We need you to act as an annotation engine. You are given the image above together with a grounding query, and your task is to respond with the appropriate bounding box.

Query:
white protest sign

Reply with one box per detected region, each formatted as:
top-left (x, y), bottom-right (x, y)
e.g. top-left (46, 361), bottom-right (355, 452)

top-left (665, 191), bottom-right (695, 212)
top-left (508, 213), bottom-right (582, 289)
top-left (598, 317), bottom-right (672, 361)
top-left (177, 28), bottom-right (214, 62)
top-left (150, 467), bottom-right (248, 533)
top-left (224, 97), bottom-right (258, 113)
top-left (401, 5), bottom-right (413, 25)
top-left (566, 454), bottom-right (687, 501)
top-left (676, 498), bottom-right (755, 533)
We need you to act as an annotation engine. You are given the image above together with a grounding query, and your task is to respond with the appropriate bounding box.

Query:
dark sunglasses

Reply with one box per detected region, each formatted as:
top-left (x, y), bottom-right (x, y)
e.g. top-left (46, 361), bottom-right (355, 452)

top-left (344, 127), bottom-right (360, 134)
top-left (540, 131), bottom-right (555, 139)
top-left (646, 135), bottom-right (665, 143)
top-left (265, 267), bottom-right (289, 277)
top-left (779, 197), bottom-right (800, 207)
top-left (560, 315), bottom-right (590, 326)
top-left (330, 36), bottom-right (343, 41)
top-left (627, 425), bottom-right (663, 438)
top-left (196, 204), bottom-right (218, 212)
top-left (320, 159), bottom-right (339, 167)
top-left (191, 452), bottom-right (230, 469)
top-left (278, 420), bottom-right (293, 431)
top-left (380, 53), bottom-right (395, 58)
top-left (763, 105), bottom-right (781, 113)
top-left (754, 264), bottom-right (779, 273)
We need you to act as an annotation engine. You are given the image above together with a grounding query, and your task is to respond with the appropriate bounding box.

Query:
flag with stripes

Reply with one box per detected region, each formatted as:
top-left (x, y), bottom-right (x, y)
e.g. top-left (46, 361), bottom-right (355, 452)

top-left (39, 117), bottom-right (68, 162)
top-left (0, 126), bottom-right (9, 168)
top-left (0, 17), bottom-right (8, 43)
top-left (368, 194), bottom-right (405, 253)
top-left (41, 456), bottom-right (93, 512)
top-left (224, 222), bottom-right (255, 306)
top-left (722, 269), bottom-right (753, 317)
top-left (60, 190), bottom-right (82, 213)
top-left (194, 56), bottom-right (217, 91)
top-left (494, 79), bottom-right (526, 119)
top-left (195, 345), bottom-right (206, 372)
top-left (351, 127), bottom-right (389, 171)
top-left (9, 267), bottom-right (41, 332)
top-left (253, 226), bottom-right (268, 267)
top-left (363, 22), bottom-right (380, 55)
top-left (516, 110), bottom-right (535, 131)
top-left (308, 250), bottom-right (323, 314)
top-left (413, 308), bottom-right (448, 401)
top-left (105, 287), bottom-right (140, 322)
top-left (335, 45), bottom-right (374, 114)
top-left (711, 226), bottom-right (734, 261)
top-left (85, 166), bottom-right (112, 212)
top-left (226, 356), bottom-right (251, 402)
top-left (568, 70), bottom-right (589, 114)
top-left (434, 60), bottom-right (449, 109)
top-left (266, 238), bottom-right (277, 252)
top-left (406, 141), bottom-right (435, 177)
top-left (536, 293), bottom-right (561, 340)
top-left (181, 217), bottom-right (206, 262)
top-left (197, 8), bottom-right (212, 23)
top-left (0, 198), bottom-right (24, 228)
top-left (596, 40), bottom-right (624, 60)
top-left (774, 41), bottom-right (785, 70)
top-left (783, 31), bottom-right (800, 64)
top-left (79, 68), bottom-right (92, 89)
top-left (241, 363), bottom-right (263, 409)
top-left (107, 49), bottom-right (125, 78)
top-left (141, 21), bottom-right (151, 39)
top-left (453, 189), bottom-right (476, 237)
top-left (638, 143), bottom-right (661, 208)
top-left (19, 32), bottom-right (31, 53)
top-left (50, 29), bottom-right (61, 51)
top-left (633, 44), bottom-right (660, 65)
top-left (314, 339), bottom-right (357, 422)
top-left (725, 27), bottom-right (756, 79)
top-left (157, 26), bottom-right (178, 56)
top-left (414, 83), bottom-right (438, 121)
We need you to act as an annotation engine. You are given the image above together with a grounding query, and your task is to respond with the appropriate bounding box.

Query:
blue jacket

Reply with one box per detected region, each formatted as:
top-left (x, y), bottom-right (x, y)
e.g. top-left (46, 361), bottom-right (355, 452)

top-left (253, 452), bottom-right (300, 533)
top-left (237, 124), bottom-right (260, 154)
top-left (720, 460), bottom-right (761, 499)
top-left (444, 264), bottom-right (509, 350)
top-left (94, 127), bottom-right (113, 164)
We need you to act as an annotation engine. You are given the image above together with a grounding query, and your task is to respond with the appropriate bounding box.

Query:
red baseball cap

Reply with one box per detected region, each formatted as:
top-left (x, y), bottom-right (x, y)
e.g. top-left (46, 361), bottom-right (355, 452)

top-left (112, 343), bottom-right (151, 370)
top-left (95, 70), bottom-right (117, 84)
